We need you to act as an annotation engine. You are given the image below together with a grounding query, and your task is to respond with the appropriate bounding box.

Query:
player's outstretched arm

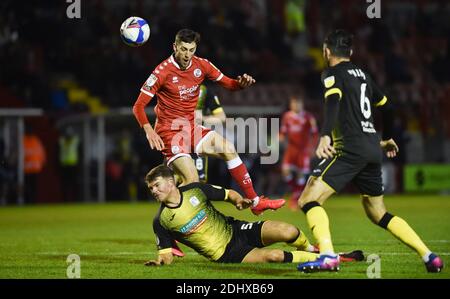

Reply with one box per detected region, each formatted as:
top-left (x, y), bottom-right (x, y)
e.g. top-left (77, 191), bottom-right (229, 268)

top-left (226, 189), bottom-right (253, 210)
top-left (236, 73), bottom-right (256, 88)
top-left (144, 251), bottom-right (174, 267)
top-left (215, 73), bottom-right (256, 91)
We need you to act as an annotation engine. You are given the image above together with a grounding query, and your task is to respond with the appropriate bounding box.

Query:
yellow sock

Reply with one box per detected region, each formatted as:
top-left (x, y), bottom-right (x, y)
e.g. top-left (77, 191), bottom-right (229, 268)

top-left (306, 206), bottom-right (334, 255)
top-left (291, 251), bottom-right (319, 263)
top-left (287, 230), bottom-right (313, 251)
top-left (387, 216), bottom-right (430, 257)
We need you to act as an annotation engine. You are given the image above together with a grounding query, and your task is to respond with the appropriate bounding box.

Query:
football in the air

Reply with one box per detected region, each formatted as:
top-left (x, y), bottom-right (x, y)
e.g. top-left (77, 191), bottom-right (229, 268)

top-left (120, 17), bottom-right (150, 46)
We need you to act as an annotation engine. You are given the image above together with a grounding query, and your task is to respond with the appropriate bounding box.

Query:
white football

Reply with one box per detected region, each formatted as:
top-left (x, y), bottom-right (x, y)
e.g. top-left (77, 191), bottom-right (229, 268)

top-left (120, 16), bottom-right (150, 46)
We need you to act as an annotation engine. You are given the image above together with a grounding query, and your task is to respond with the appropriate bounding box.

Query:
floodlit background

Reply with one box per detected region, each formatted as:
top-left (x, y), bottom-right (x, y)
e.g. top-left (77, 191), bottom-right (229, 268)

top-left (0, 0), bottom-right (449, 279)
top-left (1, 0), bottom-right (450, 204)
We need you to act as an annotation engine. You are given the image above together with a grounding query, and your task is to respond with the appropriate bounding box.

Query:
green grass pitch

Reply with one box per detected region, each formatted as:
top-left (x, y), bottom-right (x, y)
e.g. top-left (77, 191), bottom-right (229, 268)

top-left (0, 195), bottom-right (449, 279)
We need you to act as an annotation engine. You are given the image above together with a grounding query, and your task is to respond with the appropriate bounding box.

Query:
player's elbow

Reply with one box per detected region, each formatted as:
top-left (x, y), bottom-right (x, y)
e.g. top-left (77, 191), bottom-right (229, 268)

top-left (132, 104), bottom-right (139, 118)
top-left (133, 92), bottom-right (152, 113)
top-left (132, 101), bottom-right (143, 115)
top-left (282, 224), bottom-right (301, 241)
top-left (132, 102), bottom-right (147, 126)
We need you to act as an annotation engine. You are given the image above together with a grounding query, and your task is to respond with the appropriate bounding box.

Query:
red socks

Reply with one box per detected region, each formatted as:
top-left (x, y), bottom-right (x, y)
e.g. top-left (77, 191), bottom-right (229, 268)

top-left (226, 157), bottom-right (258, 200)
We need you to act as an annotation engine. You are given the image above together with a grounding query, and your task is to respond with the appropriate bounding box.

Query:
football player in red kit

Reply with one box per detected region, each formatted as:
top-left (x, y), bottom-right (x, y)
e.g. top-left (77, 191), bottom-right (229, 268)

top-left (133, 29), bottom-right (285, 215)
top-left (280, 97), bottom-right (318, 210)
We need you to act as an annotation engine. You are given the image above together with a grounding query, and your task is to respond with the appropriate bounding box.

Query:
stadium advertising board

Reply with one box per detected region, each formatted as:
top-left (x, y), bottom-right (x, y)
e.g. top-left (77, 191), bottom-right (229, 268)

top-left (404, 164), bottom-right (450, 192)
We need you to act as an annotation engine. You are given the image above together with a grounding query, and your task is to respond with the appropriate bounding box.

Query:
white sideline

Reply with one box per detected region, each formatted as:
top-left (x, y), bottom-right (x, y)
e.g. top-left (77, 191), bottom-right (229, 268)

top-left (37, 251), bottom-right (198, 256)
top-left (35, 240), bottom-right (450, 256)
top-left (36, 252), bottom-right (450, 256)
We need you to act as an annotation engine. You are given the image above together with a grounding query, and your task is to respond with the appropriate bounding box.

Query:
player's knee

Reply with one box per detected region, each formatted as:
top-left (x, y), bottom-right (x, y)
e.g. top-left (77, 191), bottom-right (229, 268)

top-left (265, 250), bottom-right (284, 263)
top-left (281, 224), bottom-right (300, 241)
top-left (298, 177), bottom-right (329, 209)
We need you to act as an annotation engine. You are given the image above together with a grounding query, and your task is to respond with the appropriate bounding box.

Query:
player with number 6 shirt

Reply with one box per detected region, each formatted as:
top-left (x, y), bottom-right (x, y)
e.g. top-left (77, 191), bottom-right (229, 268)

top-left (296, 29), bottom-right (443, 273)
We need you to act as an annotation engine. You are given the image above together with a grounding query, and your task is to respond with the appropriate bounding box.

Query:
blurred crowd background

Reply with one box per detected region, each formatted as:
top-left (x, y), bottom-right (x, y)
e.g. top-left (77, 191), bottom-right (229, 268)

top-left (1, 0), bottom-right (449, 204)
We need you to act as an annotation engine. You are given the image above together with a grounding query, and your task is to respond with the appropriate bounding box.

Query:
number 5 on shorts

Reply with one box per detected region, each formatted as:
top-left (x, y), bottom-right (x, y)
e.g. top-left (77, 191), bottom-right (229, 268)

top-left (241, 223), bottom-right (253, 230)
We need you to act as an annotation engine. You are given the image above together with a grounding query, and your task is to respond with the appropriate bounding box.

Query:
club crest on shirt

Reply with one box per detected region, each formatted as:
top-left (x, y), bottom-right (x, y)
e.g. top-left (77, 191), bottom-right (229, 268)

top-left (194, 68), bottom-right (202, 78)
top-left (189, 196), bottom-right (200, 207)
top-left (324, 76), bottom-right (335, 88)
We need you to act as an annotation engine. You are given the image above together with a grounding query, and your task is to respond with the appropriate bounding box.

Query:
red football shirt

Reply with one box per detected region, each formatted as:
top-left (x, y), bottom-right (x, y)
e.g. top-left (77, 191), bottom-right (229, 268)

top-left (281, 111), bottom-right (318, 152)
top-left (133, 55), bottom-right (240, 130)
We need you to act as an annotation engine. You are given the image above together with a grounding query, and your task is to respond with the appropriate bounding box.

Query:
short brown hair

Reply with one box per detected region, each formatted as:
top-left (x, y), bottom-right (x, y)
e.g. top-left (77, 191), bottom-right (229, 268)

top-left (175, 28), bottom-right (201, 45)
top-left (145, 164), bottom-right (175, 184)
top-left (324, 29), bottom-right (353, 58)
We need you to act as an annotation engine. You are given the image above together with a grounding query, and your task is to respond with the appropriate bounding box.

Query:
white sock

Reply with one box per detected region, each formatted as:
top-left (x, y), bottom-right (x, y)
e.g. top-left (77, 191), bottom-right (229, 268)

top-left (320, 239), bottom-right (336, 257)
top-left (226, 156), bottom-right (243, 169)
top-left (252, 196), bottom-right (260, 207)
top-left (422, 251), bottom-right (432, 262)
top-left (306, 244), bottom-right (316, 253)
top-left (321, 252), bottom-right (337, 257)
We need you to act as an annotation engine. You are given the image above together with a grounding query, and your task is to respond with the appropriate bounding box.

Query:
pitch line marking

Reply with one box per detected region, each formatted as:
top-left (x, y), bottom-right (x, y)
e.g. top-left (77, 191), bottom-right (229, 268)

top-left (36, 251), bottom-right (450, 256)
top-left (36, 251), bottom-right (199, 256)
